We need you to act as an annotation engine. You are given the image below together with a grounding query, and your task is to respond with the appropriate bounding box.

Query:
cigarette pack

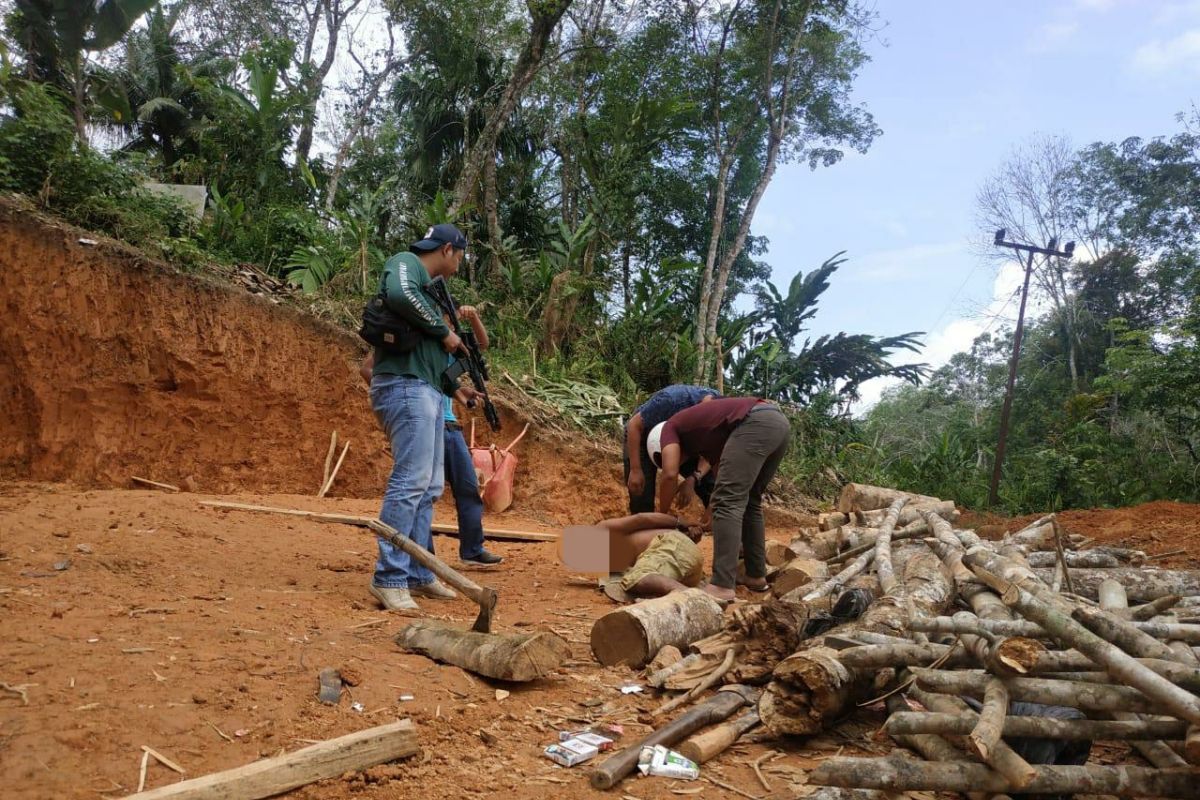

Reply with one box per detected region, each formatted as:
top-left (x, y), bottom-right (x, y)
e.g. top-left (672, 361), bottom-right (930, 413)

top-left (543, 737), bottom-right (599, 767)
top-left (558, 731), bottom-right (614, 751)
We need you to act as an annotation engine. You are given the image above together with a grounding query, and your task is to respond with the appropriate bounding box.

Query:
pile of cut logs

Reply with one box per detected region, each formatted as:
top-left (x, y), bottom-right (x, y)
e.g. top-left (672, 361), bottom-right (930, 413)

top-left (589, 483), bottom-right (1200, 796)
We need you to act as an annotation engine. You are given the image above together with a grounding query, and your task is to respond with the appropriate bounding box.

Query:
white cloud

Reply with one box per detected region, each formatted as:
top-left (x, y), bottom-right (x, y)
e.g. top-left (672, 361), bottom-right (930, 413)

top-left (1130, 29), bottom-right (1200, 75)
top-left (851, 259), bottom-right (1031, 414)
top-left (884, 220), bottom-right (909, 238)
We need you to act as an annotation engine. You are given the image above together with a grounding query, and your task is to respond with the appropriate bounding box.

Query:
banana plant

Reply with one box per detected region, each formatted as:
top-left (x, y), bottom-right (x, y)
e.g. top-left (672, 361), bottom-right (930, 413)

top-left (12, 0), bottom-right (159, 142)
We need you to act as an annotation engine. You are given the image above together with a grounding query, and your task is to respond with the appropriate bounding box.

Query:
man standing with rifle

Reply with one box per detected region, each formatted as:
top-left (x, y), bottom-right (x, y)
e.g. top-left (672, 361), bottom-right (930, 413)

top-left (360, 223), bottom-right (478, 612)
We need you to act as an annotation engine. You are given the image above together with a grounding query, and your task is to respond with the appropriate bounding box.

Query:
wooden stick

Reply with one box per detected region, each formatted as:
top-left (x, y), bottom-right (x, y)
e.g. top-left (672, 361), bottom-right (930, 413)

top-left (1130, 594), bottom-right (1182, 621)
top-left (1051, 518), bottom-right (1074, 596)
top-left (198, 501), bottom-right (558, 542)
top-left (137, 749), bottom-right (150, 793)
top-left (131, 476), bottom-right (180, 493)
top-left (826, 523), bottom-right (927, 565)
top-left (318, 442), bottom-right (350, 498)
top-left (655, 648), bottom-right (735, 716)
top-left (886, 711), bottom-right (1188, 741)
top-left (967, 679), bottom-right (1035, 788)
top-left (141, 746), bottom-right (185, 775)
top-left (810, 756), bottom-right (1199, 797)
top-left (321, 430), bottom-right (337, 493)
top-left (873, 498), bottom-right (908, 595)
top-left (122, 720), bottom-right (416, 799)
top-left (1149, 549), bottom-right (1188, 562)
top-left (804, 549), bottom-right (874, 601)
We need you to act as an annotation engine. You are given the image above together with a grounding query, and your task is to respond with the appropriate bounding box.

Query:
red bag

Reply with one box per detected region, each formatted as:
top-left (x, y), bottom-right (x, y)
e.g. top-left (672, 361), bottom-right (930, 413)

top-left (469, 422), bottom-right (530, 513)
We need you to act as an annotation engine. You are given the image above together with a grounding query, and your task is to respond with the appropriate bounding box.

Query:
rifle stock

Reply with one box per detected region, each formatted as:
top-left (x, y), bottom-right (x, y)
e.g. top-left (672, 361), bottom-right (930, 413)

top-left (426, 277), bottom-right (501, 431)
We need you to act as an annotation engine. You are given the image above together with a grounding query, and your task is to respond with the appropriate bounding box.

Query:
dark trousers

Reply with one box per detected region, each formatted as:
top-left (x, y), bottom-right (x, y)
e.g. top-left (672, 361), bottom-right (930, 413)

top-left (710, 407), bottom-right (790, 589)
top-left (443, 424), bottom-right (486, 559)
top-left (622, 425), bottom-right (658, 514)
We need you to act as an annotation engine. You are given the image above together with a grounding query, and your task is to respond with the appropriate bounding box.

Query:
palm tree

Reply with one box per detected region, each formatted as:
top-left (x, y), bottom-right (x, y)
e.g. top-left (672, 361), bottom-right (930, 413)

top-left (728, 253), bottom-right (930, 403)
top-left (117, 3), bottom-right (231, 172)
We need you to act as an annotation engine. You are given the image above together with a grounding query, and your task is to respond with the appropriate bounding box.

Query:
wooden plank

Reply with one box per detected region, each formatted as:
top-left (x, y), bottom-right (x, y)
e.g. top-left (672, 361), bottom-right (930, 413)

top-left (199, 500), bottom-right (559, 542)
top-left (430, 522), bottom-right (558, 543)
top-left (132, 476), bottom-right (181, 493)
top-left (125, 719), bottom-right (416, 798)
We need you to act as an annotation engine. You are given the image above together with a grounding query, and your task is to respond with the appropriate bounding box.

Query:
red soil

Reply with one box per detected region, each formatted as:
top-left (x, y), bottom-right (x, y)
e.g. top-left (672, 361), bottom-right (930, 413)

top-left (3, 199), bottom-right (1198, 798)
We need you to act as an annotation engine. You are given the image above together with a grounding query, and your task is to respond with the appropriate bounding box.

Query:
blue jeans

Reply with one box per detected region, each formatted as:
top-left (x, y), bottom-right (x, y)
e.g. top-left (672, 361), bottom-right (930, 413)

top-left (444, 425), bottom-right (486, 559)
top-left (370, 375), bottom-right (444, 589)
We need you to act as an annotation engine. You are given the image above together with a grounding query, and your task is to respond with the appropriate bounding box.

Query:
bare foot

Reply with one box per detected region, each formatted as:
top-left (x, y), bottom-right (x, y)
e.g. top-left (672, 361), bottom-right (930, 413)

top-left (702, 583), bottom-right (736, 603)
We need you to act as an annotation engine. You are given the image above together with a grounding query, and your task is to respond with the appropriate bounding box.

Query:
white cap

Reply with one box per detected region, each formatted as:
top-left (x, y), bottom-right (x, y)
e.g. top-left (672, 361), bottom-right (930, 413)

top-left (646, 422), bottom-right (667, 467)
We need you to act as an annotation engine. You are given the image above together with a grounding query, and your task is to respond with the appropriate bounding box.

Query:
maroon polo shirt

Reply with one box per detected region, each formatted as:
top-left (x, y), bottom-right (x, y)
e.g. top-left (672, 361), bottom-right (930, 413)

top-left (659, 396), bottom-right (764, 471)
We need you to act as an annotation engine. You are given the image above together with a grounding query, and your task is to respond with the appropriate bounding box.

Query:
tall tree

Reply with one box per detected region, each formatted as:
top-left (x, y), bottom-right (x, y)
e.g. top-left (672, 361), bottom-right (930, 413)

top-left (680, 0), bottom-right (879, 382)
top-left (446, 0), bottom-right (572, 216)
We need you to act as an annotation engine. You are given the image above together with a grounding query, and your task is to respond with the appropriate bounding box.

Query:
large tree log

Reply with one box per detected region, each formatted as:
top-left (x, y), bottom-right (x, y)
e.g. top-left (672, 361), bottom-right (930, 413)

top-left (676, 709), bottom-right (759, 763)
top-left (126, 720), bottom-right (417, 799)
top-left (1072, 605), bottom-right (1189, 660)
top-left (1031, 567), bottom-right (1200, 602)
top-left (913, 668), bottom-right (1168, 714)
top-left (767, 537), bottom-right (817, 566)
top-left (835, 484), bottom-right (941, 513)
top-left (1027, 551), bottom-right (1121, 568)
top-left (395, 621), bottom-right (569, 681)
top-left (589, 687), bottom-right (752, 789)
top-left (810, 756), bottom-right (1200, 798)
top-left (590, 589), bottom-right (724, 668)
top-left (968, 556), bottom-right (1200, 726)
top-left (761, 553), bottom-right (952, 735)
top-left (769, 557), bottom-right (829, 597)
top-left (887, 711), bottom-right (1188, 741)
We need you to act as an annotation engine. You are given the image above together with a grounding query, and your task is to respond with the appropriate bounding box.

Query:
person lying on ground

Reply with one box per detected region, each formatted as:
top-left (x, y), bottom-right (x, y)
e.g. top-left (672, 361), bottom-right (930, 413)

top-left (361, 302), bottom-right (502, 568)
top-left (624, 385), bottom-right (720, 515)
top-left (588, 512), bottom-right (706, 599)
top-left (647, 396), bottom-right (791, 604)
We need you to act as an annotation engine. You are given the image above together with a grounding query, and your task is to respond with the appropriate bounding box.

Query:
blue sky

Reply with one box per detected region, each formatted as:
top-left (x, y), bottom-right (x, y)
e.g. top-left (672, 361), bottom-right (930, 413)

top-left (753, 0), bottom-right (1200, 409)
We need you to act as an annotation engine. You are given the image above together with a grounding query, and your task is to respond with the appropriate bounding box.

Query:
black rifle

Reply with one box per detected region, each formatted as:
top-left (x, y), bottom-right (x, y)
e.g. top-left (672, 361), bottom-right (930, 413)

top-left (426, 276), bottom-right (501, 431)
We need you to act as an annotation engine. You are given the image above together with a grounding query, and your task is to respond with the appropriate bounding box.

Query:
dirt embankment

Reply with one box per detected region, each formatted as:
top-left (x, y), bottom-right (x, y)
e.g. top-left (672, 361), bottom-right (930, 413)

top-left (0, 197), bottom-right (626, 522)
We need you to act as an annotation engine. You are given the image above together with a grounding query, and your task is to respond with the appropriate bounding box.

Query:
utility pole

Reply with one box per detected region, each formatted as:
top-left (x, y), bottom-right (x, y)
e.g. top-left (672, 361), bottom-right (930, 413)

top-left (987, 230), bottom-right (1074, 507)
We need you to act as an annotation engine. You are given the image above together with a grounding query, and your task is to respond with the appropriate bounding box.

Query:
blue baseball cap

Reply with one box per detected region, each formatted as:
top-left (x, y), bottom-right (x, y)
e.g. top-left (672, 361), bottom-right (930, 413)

top-left (411, 223), bottom-right (468, 252)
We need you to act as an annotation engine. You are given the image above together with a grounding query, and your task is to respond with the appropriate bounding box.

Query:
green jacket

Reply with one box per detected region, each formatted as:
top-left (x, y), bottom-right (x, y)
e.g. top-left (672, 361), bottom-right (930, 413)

top-left (371, 251), bottom-right (451, 391)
